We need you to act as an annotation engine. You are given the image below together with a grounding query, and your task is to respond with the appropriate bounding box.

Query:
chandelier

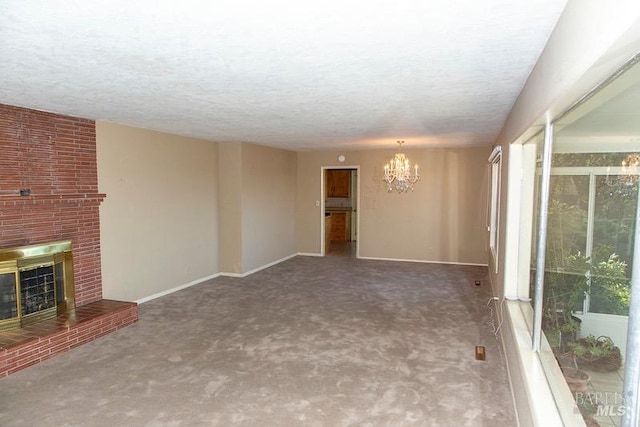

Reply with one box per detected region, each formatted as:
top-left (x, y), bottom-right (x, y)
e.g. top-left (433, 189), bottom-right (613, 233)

top-left (383, 141), bottom-right (420, 193)
top-left (603, 153), bottom-right (640, 198)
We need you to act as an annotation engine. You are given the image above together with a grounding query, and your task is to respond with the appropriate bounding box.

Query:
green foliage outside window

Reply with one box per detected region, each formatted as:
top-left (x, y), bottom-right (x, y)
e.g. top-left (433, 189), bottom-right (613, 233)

top-left (541, 152), bottom-right (636, 317)
top-left (589, 253), bottom-right (631, 315)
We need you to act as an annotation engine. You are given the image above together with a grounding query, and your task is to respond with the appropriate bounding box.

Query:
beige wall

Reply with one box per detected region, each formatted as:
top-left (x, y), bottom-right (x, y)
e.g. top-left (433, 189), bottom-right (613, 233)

top-left (218, 143), bottom-right (243, 273)
top-left (297, 147), bottom-right (489, 265)
top-left (98, 127), bottom-right (296, 295)
top-left (96, 122), bottom-right (219, 302)
top-left (218, 142), bottom-right (297, 274)
top-left (241, 143), bottom-right (297, 272)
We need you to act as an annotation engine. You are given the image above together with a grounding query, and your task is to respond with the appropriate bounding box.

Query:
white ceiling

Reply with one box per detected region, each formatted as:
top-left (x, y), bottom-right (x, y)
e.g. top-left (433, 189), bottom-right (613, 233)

top-left (0, 0), bottom-right (567, 151)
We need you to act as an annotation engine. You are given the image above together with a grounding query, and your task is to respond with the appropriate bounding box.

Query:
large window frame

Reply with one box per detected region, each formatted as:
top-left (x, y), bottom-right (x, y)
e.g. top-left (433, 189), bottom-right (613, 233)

top-left (512, 55), bottom-right (640, 427)
top-left (533, 132), bottom-right (640, 422)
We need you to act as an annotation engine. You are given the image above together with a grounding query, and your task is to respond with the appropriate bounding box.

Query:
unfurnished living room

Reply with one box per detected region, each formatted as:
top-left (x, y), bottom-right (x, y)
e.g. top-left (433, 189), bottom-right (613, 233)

top-left (2, 1), bottom-right (640, 426)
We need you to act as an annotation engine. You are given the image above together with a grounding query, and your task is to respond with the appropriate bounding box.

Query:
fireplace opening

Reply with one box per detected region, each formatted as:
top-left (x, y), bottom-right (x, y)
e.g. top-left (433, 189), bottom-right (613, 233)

top-left (0, 241), bottom-right (75, 331)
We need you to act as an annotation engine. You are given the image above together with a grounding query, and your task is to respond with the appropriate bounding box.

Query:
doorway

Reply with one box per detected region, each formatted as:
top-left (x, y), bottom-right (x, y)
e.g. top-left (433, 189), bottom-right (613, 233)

top-left (323, 167), bottom-right (358, 257)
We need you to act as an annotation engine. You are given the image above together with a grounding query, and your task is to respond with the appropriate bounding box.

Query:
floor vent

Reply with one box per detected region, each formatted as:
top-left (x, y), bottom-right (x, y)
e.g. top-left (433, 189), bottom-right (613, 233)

top-left (475, 345), bottom-right (486, 361)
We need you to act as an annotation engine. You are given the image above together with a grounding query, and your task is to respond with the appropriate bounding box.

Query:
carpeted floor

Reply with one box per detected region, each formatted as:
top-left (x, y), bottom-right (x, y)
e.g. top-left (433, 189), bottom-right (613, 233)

top-left (0, 256), bottom-right (516, 426)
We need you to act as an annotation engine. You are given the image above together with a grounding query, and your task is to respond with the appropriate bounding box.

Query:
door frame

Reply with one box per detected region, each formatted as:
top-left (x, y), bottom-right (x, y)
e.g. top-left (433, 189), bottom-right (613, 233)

top-left (321, 166), bottom-right (360, 257)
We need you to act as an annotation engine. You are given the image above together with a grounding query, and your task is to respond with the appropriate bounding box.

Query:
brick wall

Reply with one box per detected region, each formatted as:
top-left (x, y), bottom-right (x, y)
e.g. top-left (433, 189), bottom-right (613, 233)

top-left (0, 104), bottom-right (139, 378)
top-left (0, 103), bottom-right (105, 305)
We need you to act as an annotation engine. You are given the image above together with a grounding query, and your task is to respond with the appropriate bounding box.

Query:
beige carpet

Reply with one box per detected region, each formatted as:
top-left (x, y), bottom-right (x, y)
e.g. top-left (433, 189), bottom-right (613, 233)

top-left (0, 256), bottom-right (516, 426)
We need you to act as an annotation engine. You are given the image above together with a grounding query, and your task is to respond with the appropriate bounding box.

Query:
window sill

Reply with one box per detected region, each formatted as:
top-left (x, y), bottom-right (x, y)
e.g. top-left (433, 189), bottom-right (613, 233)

top-left (504, 300), bottom-right (586, 426)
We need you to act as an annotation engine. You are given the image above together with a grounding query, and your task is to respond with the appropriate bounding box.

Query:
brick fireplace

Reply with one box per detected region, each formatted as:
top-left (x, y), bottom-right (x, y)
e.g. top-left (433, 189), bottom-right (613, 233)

top-left (0, 103), bottom-right (138, 377)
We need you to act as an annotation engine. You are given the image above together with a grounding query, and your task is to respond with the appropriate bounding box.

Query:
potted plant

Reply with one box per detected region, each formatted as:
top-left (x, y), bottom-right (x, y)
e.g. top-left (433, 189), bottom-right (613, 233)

top-left (542, 252), bottom-right (590, 356)
top-left (542, 252), bottom-right (594, 396)
top-left (570, 335), bottom-right (622, 372)
top-left (574, 394), bottom-right (603, 427)
top-left (560, 365), bottom-right (591, 394)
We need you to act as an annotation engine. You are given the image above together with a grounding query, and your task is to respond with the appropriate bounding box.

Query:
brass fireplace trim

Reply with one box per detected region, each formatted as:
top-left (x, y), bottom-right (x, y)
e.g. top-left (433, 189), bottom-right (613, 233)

top-left (0, 240), bottom-right (73, 262)
top-left (0, 240), bottom-right (75, 331)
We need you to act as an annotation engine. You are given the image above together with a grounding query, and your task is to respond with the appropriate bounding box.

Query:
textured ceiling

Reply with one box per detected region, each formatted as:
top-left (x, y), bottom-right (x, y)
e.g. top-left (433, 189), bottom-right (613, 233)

top-left (0, 0), bottom-right (567, 151)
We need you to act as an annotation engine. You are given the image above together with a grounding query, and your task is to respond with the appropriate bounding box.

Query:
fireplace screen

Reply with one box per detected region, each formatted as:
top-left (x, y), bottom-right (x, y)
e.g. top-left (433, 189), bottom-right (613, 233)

top-left (0, 241), bottom-right (74, 331)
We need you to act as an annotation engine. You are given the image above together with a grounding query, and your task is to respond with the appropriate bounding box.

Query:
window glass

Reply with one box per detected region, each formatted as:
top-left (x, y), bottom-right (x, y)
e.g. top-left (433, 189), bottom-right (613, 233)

top-left (591, 173), bottom-right (635, 315)
top-left (530, 58), bottom-right (640, 425)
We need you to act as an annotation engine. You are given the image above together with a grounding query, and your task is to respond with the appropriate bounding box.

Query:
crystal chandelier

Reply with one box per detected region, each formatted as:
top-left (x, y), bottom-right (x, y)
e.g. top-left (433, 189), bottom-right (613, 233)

top-left (383, 141), bottom-right (420, 193)
top-left (603, 153), bottom-right (640, 198)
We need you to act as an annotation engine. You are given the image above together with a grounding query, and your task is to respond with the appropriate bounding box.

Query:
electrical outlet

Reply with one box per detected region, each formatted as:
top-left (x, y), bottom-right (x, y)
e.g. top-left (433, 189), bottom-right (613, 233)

top-left (475, 346), bottom-right (486, 361)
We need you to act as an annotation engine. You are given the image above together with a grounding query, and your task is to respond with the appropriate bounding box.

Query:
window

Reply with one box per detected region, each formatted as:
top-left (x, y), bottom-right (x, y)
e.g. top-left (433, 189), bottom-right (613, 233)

top-left (522, 57), bottom-right (640, 425)
top-left (489, 146), bottom-right (502, 272)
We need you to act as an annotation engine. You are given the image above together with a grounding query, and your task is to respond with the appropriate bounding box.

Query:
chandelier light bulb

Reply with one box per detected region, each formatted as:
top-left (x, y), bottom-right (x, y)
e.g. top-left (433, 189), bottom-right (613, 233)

top-left (382, 141), bottom-right (420, 193)
top-left (604, 153), bottom-right (640, 197)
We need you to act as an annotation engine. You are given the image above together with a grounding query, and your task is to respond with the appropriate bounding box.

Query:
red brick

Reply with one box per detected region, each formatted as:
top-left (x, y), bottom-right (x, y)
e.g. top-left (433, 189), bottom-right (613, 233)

top-left (0, 103), bottom-right (125, 377)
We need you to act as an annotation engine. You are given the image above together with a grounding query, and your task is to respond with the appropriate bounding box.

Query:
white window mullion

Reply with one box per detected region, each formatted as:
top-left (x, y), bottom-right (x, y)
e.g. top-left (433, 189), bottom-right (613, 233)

top-left (488, 146), bottom-right (502, 274)
top-left (583, 172), bottom-right (597, 313)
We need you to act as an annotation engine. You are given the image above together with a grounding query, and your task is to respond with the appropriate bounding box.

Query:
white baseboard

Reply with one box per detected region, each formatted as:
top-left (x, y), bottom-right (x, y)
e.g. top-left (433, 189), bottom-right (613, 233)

top-left (357, 255), bottom-right (488, 267)
top-left (136, 272), bottom-right (221, 304)
top-left (220, 253), bottom-right (298, 278)
top-left (219, 271), bottom-right (243, 278)
top-left (137, 254), bottom-right (298, 304)
top-left (298, 252), bottom-right (487, 267)
top-left (135, 254), bottom-right (484, 305)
